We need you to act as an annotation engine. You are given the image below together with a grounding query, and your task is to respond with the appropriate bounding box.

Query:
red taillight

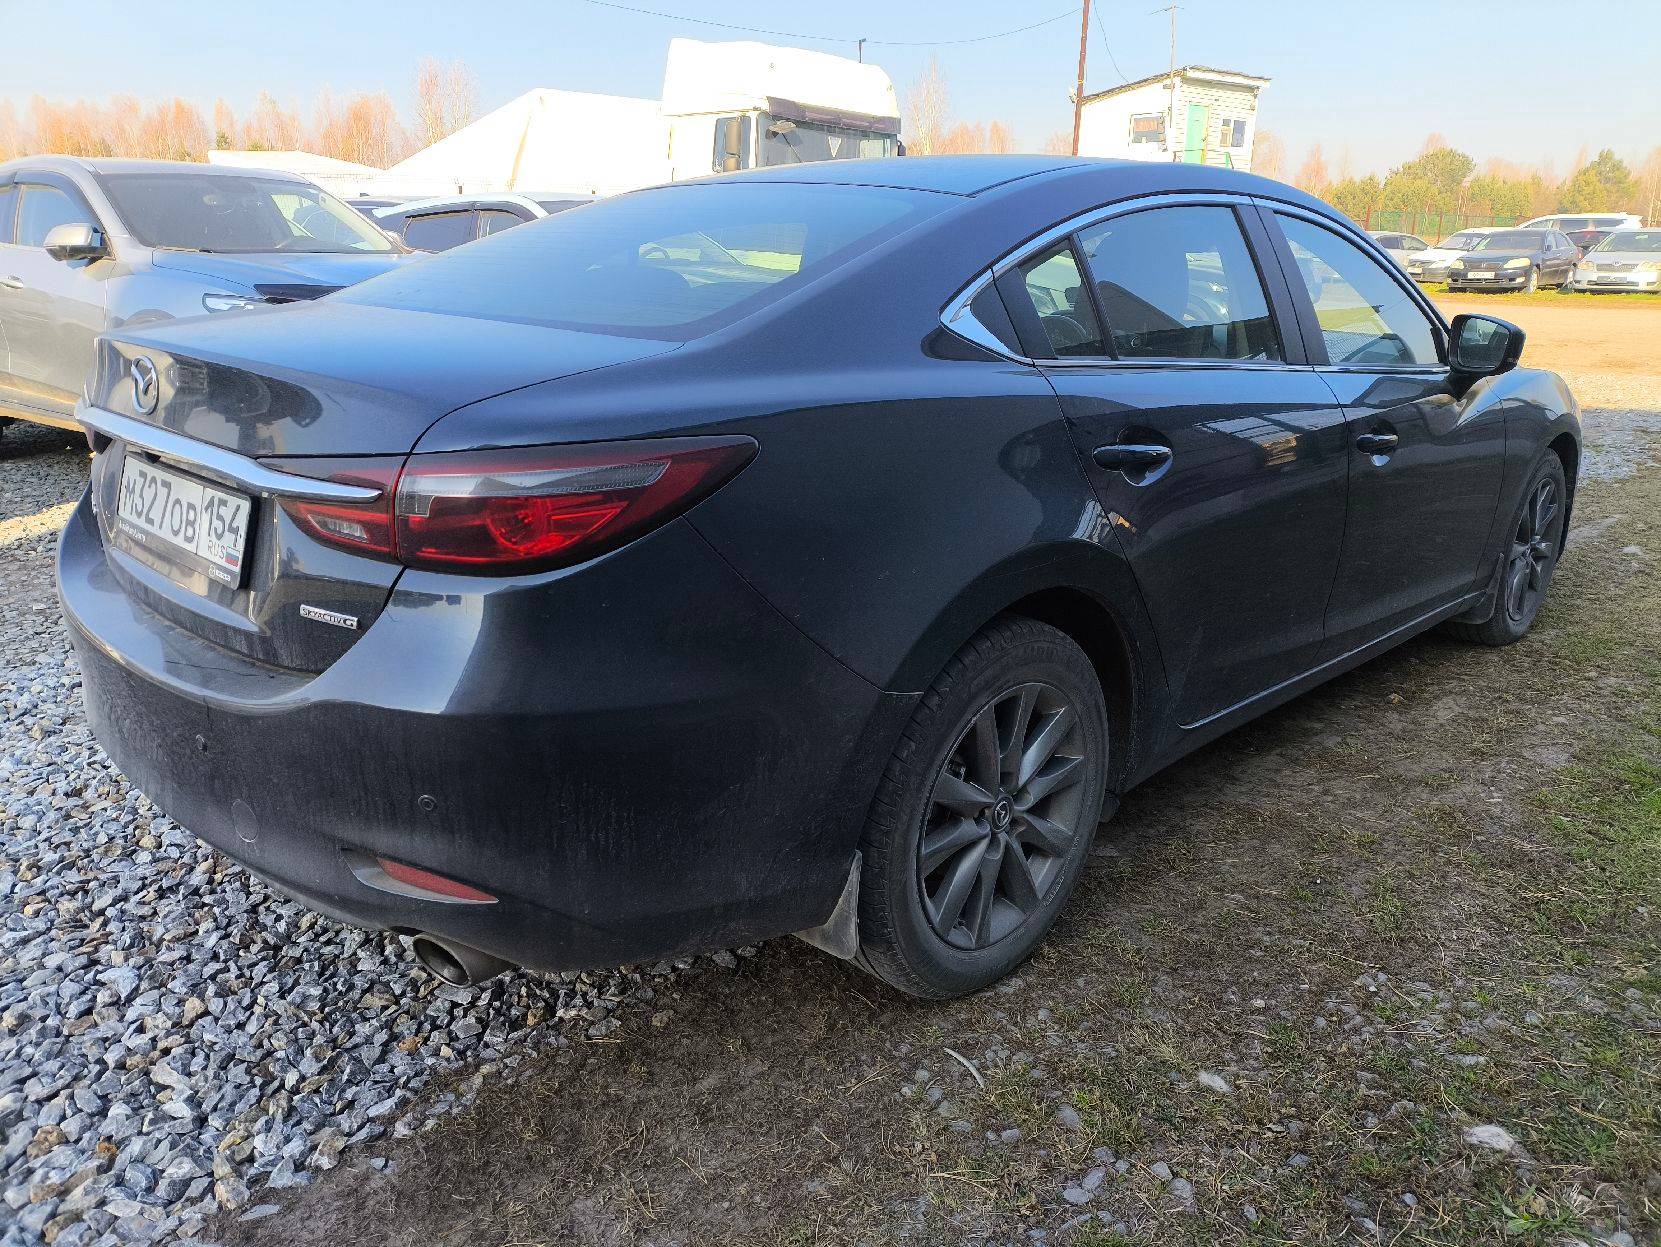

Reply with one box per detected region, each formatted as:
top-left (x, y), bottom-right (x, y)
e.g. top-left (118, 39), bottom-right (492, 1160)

top-left (276, 436), bottom-right (755, 574)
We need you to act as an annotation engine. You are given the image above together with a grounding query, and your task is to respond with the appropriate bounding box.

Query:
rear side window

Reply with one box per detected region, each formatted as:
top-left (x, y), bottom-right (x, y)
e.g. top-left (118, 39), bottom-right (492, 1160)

top-left (476, 210), bottom-right (524, 238)
top-left (1277, 215), bottom-right (1440, 367)
top-left (1078, 205), bottom-right (1280, 361)
top-left (402, 212), bottom-right (477, 251)
top-left (1013, 244), bottom-right (1104, 357)
top-left (0, 186), bottom-right (14, 244)
top-left (17, 184), bottom-right (94, 247)
top-left (340, 182), bottom-right (943, 340)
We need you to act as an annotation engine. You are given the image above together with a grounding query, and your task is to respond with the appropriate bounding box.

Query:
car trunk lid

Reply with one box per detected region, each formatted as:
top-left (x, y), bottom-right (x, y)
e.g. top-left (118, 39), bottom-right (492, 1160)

top-left (83, 303), bottom-right (677, 672)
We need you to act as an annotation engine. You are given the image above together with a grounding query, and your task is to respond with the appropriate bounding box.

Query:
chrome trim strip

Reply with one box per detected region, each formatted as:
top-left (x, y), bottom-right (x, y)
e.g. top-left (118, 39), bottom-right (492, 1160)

top-left (76, 405), bottom-right (382, 503)
top-left (939, 190), bottom-right (1284, 370)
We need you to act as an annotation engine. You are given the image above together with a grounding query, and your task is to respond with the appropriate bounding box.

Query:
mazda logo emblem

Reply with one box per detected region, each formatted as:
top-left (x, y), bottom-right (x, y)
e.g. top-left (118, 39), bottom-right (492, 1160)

top-left (130, 357), bottom-right (159, 415)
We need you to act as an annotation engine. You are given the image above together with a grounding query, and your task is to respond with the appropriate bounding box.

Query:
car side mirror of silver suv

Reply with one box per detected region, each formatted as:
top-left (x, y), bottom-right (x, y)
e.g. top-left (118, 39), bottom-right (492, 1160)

top-left (44, 222), bottom-right (108, 263)
top-left (1448, 313), bottom-right (1525, 381)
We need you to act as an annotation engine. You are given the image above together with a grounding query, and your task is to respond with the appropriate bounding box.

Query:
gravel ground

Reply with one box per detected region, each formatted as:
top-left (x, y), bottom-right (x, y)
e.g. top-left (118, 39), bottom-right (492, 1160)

top-left (0, 422), bottom-right (724, 1246)
top-left (0, 353), bottom-right (1655, 1246)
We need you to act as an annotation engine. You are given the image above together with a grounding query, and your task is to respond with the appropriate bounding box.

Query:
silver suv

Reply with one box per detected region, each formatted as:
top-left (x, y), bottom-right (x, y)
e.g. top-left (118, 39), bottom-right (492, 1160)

top-left (0, 156), bottom-right (416, 436)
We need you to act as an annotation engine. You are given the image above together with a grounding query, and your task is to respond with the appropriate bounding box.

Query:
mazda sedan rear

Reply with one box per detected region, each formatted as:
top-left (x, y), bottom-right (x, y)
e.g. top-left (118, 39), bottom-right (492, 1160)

top-left (61, 158), bottom-right (1579, 999)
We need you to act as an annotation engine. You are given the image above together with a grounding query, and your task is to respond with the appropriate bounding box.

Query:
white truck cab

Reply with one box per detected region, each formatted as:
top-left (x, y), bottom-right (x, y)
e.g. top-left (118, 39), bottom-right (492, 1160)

top-left (660, 39), bottom-right (902, 183)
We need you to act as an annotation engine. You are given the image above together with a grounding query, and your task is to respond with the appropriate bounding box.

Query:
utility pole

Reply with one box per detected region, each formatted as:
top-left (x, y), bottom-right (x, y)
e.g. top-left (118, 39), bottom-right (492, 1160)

top-left (1070, 0), bottom-right (1092, 156)
top-left (856, 37), bottom-right (866, 63)
top-left (1153, 4), bottom-right (1180, 161)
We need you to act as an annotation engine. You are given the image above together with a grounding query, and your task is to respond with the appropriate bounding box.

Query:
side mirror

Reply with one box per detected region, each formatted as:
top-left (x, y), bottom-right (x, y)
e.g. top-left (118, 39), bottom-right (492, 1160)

top-left (1448, 313), bottom-right (1524, 381)
top-left (44, 222), bottom-right (107, 262)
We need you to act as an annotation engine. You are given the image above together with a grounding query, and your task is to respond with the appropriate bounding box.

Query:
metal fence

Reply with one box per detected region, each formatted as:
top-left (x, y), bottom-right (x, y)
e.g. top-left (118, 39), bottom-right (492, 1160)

top-left (1362, 209), bottom-right (1525, 239)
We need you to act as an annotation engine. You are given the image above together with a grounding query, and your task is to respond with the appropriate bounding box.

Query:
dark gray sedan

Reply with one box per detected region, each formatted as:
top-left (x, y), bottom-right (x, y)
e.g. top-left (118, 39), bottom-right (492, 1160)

top-left (1446, 227), bottom-right (1580, 292)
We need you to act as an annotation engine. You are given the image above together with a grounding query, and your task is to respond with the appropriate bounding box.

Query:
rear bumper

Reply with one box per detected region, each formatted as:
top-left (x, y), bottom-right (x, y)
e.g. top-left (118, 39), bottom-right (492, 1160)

top-left (59, 493), bottom-right (908, 972)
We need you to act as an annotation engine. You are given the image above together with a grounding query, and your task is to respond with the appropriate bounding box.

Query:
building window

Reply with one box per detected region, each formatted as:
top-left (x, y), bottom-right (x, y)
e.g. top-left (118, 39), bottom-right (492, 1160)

top-left (1220, 118), bottom-right (1248, 148)
top-left (1129, 113), bottom-right (1166, 145)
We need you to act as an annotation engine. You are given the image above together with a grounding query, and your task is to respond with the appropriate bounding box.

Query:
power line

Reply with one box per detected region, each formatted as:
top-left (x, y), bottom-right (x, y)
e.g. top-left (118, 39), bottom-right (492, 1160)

top-left (569, 0), bottom-right (1080, 50)
top-left (1091, 4), bottom-right (1131, 84)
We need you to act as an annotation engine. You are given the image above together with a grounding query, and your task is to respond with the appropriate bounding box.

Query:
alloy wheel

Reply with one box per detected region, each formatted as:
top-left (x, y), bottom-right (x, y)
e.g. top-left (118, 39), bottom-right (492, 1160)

top-left (917, 682), bottom-right (1090, 951)
top-left (1505, 476), bottom-right (1559, 623)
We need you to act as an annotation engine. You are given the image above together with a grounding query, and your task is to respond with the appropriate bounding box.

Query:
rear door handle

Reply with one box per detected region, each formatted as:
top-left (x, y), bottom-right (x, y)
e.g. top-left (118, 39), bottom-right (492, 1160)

top-left (1092, 443), bottom-right (1172, 471)
top-left (1355, 432), bottom-right (1399, 455)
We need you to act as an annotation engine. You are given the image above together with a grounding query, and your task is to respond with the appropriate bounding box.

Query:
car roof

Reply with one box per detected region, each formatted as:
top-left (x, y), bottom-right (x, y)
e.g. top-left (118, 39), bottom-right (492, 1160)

top-left (699, 155), bottom-right (1091, 196)
top-left (695, 155), bottom-right (1337, 206)
top-left (0, 154), bottom-right (309, 182)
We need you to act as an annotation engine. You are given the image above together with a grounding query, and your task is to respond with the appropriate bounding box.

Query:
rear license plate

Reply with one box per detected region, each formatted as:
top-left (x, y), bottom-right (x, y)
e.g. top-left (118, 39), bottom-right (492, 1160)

top-left (117, 456), bottom-right (251, 587)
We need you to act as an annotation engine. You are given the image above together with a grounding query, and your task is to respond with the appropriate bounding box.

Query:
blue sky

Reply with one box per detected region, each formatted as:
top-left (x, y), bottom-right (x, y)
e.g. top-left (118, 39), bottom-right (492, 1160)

top-left (4, 0), bottom-right (1658, 174)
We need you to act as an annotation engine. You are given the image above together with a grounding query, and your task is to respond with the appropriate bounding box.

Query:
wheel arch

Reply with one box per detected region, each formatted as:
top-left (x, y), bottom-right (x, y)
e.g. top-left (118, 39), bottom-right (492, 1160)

top-left (886, 541), bottom-right (1167, 793)
top-left (1547, 428), bottom-right (1579, 546)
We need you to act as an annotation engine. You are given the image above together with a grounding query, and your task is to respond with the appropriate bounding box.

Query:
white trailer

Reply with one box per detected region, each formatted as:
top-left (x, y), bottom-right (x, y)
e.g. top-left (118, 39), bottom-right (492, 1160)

top-left (384, 38), bottom-right (902, 197)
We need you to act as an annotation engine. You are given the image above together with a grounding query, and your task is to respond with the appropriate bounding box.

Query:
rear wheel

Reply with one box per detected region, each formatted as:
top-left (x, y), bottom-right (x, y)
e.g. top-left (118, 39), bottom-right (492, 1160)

top-left (854, 617), bottom-right (1109, 998)
top-left (1444, 452), bottom-right (1566, 646)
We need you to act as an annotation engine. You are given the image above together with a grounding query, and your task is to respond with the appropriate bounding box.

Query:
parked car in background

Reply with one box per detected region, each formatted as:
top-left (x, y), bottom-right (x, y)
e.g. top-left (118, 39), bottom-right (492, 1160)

top-left (1522, 212), bottom-right (1641, 233)
top-left (1446, 228), bottom-right (1579, 292)
top-left (1565, 228), bottom-right (1661, 293)
top-left (375, 193), bottom-right (592, 251)
top-left (342, 196), bottom-right (406, 219)
top-left (60, 157), bottom-right (1579, 1000)
top-left (1367, 231), bottom-right (1430, 270)
top-left (1402, 227), bottom-right (1497, 283)
top-left (0, 156), bottom-right (415, 437)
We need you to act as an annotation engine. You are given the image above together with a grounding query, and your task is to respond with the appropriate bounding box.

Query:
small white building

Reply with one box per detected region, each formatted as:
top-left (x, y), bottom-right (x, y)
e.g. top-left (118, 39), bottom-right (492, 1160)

top-left (1078, 65), bottom-right (1269, 170)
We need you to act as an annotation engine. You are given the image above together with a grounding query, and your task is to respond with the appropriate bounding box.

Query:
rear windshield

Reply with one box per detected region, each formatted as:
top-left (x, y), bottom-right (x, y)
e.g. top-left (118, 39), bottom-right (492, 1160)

top-left (1474, 230), bottom-right (1546, 251)
top-left (98, 172), bottom-right (395, 254)
top-left (336, 181), bottom-right (942, 340)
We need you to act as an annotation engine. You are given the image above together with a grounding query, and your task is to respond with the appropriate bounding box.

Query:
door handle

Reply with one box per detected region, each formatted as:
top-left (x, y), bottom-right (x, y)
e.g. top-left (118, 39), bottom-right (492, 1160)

top-left (1355, 432), bottom-right (1399, 455)
top-left (1093, 443), bottom-right (1172, 471)
top-left (0, 276), bottom-right (24, 290)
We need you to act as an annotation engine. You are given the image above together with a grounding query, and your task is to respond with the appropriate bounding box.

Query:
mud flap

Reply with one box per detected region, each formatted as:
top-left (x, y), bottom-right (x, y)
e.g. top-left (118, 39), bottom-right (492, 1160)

top-left (794, 851), bottom-right (860, 961)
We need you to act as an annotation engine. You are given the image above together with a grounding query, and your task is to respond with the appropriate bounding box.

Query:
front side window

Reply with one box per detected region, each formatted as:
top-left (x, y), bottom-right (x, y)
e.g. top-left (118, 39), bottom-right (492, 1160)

top-left (1078, 205), bottom-right (1280, 361)
top-left (1129, 113), bottom-right (1166, 145)
top-left (337, 181), bottom-right (941, 340)
top-left (17, 185), bottom-right (94, 247)
top-left (97, 173), bottom-right (393, 254)
top-left (1277, 215), bottom-right (1440, 367)
top-left (1013, 244), bottom-right (1104, 357)
top-left (402, 212), bottom-right (477, 252)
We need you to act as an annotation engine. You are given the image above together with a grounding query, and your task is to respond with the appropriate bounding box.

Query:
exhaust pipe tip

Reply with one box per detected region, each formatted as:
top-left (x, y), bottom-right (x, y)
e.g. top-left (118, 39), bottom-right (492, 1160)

top-left (411, 934), bottom-right (513, 987)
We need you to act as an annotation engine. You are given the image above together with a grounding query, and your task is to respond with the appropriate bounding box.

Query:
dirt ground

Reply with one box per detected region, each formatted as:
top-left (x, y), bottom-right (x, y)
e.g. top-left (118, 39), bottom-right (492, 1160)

top-left (177, 308), bottom-right (1661, 1246)
top-left (1431, 294), bottom-right (1661, 377)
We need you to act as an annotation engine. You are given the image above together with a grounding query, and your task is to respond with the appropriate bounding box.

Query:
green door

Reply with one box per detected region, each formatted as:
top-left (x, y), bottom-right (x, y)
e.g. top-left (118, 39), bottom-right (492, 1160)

top-left (1183, 103), bottom-right (1210, 163)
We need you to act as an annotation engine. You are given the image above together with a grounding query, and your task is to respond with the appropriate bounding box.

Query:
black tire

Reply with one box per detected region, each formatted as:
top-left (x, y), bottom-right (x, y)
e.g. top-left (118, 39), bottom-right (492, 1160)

top-left (853, 617), bottom-right (1109, 999)
top-left (1444, 451), bottom-right (1567, 647)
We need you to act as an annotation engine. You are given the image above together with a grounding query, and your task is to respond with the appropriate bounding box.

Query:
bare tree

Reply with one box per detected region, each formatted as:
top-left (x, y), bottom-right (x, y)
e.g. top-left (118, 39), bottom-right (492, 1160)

top-left (0, 100), bottom-right (23, 161)
top-left (903, 57), bottom-right (949, 156)
top-left (1041, 130), bottom-right (1073, 156)
top-left (312, 89), bottom-right (411, 168)
top-left (1638, 147), bottom-right (1661, 222)
top-left (985, 120), bottom-right (1014, 154)
top-left (1294, 144), bottom-right (1330, 197)
top-left (213, 98), bottom-right (237, 150)
top-left (242, 91), bottom-right (304, 151)
top-left (1251, 127), bottom-right (1285, 180)
top-left (413, 57), bottom-right (477, 148)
